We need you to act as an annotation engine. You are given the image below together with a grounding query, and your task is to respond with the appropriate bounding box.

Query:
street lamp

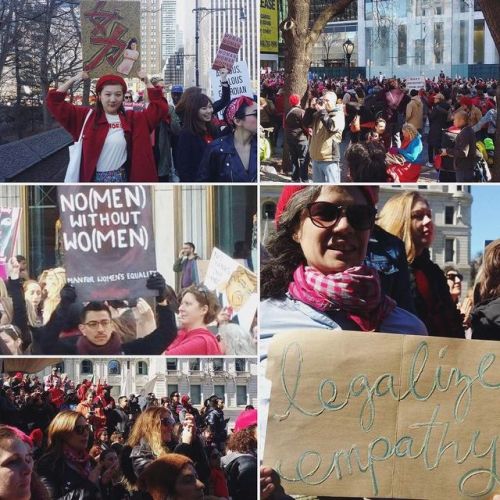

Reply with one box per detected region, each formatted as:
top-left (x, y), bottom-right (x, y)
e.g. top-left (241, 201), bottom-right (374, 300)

top-left (192, 0), bottom-right (246, 87)
top-left (342, 39), bottom-right (354, 83)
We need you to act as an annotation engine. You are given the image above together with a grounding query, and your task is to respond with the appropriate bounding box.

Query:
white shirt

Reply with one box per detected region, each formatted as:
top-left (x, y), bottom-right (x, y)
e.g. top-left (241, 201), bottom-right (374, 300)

top-left (95, 113), bottom-right (127, 172)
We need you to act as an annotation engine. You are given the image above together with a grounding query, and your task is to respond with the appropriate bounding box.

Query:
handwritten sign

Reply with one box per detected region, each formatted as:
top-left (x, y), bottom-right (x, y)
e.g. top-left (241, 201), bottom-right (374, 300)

top-left (212, 33), bottom-right (242, 71)
top-left (264, 330), bottom-right (500, 499)
top-left (81, 1), bottom-right (141, 77)
top-left (58, 186), bottom-right (156, 301)
top-left (406, 76), bottom-right (426, 91)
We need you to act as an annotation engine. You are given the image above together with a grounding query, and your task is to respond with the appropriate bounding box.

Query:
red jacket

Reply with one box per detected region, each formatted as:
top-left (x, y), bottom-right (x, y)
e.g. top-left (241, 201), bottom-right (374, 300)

top-left (164, 327), bottom-right (222, 355)
top-left (46, 87), bottom-right (168, 182)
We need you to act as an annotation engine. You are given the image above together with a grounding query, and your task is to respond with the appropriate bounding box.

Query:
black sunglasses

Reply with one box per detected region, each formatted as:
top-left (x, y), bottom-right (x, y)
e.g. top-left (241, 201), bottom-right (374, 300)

top-left (306, 202), bottom-right (377, 231)
top-left (74, 424), bottom-right (90, 435)
top-left (446, 272), bottom-right (463, 281)
top-left (244, 111), bottom-right (257, 117)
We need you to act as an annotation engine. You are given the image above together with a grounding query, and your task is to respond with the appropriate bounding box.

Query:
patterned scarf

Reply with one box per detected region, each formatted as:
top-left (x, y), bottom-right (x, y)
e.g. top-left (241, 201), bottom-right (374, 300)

top-left (225, 96), bottom-right (255, 127)
top-left (62, 443), bottom-right (92, 478)
top-left (288, 264), bottom-right (396, 331)
top-left (76, 330), bottom-right (122, 355)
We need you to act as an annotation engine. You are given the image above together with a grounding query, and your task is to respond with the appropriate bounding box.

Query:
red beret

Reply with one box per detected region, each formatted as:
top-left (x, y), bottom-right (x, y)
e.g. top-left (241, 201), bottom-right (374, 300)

top-left (96, 74), bottom-right (127, 94)
top-left (289, 94), bottom-right (301, 106)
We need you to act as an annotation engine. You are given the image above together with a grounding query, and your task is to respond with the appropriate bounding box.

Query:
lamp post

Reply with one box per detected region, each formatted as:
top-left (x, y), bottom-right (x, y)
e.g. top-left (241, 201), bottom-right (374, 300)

top-left (192, 0), bottom-right (246, 87)
top-left (342, 39), bottom-right (354, 83)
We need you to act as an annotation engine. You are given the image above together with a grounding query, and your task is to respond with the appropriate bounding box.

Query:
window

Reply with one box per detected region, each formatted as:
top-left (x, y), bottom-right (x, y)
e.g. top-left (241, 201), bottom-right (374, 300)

top-left (415, 39), bottom-right (425, 66)
top-left (189, 359), bottom-right (200, 371)
top-left (54, 362), bottom-right (64, 373)
top-left (434, 23), bottom-right (444, 64)
top-left (136, 361), bottom-right (148, 375)
top-left (213, 359), bottom-right (224, 372)
top-left (459, 21), bottom-right (468, 64)
top-left (167, 384), bottom-right (178, 397)
top-left (166, 359), bottom-right (178, 371)
top-left (108, 360), bottom-right (120, 375)
top-left (190, 384), bottom-right (201, 405)
top-left (262, 202), bottom-right (276, 220)
top-left (235, 359), bottom-right (246, 372)
top-left (214, 385), bottom-right (225, 399)
top-left (474, 20), bottom-right (485, 64)
top-left (445, 239), bottom-right (455, 262)
top-left (81, 360), bottom-right (93, 374)
top-left (398, 25), bottom-right (407, 66)
top-left (445, 207), bottom-right (454, 225)
top-left (237, 386), bottom-right (247, 406)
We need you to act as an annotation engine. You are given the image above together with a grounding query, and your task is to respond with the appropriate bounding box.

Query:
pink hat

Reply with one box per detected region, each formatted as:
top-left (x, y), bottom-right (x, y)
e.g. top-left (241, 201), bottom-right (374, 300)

top-left (234, 409), bottom-right (257, 433)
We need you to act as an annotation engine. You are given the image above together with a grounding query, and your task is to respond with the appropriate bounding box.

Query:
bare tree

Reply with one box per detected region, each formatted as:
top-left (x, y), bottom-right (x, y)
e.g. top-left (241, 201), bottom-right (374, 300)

top-left (320, 33), bottom-right (336, 66)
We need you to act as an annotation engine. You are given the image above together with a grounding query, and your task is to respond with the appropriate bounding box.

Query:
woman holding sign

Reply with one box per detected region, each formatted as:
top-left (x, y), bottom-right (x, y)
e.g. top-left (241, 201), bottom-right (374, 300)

top-left (46, 70), bottom-right (168, 182)
top-left (260, 186), bottom-right (426, 349)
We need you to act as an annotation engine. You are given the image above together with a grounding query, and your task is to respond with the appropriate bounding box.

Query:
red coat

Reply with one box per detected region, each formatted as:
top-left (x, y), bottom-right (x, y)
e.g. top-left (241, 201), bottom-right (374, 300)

top-left (46, 87), bottom-right (168, 182)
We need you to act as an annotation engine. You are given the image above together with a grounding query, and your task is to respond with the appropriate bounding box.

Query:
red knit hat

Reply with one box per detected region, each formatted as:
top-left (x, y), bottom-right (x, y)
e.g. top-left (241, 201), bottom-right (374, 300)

top-left (289, 94), bottom-right (300, 106)
top-left (30, 428), bottom-right (43, 447)
top-left (275, 186), bottom-right (378, 226)
top-left (233, 409), bottom-right (257, 433)
top-left (96, 74), bottom-right (127, 94)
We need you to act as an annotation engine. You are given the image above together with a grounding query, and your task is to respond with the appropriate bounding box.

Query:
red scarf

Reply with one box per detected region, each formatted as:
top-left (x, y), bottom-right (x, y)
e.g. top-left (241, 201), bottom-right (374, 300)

top-left (288, 265), bottom-right (396, 331)
top-left (76, 331), bottom-right (122, 355)
top-left (62, 443), bottom-right (91, 478)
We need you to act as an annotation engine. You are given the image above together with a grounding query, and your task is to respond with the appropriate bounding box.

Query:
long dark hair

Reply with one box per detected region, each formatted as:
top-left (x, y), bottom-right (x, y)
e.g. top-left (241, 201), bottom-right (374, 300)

top-left (182, 92), bottom-right (218, 137)
top-left (261, 187), bottom-right (322, 299)
top-left (127, 38), bottom-right (138, 50)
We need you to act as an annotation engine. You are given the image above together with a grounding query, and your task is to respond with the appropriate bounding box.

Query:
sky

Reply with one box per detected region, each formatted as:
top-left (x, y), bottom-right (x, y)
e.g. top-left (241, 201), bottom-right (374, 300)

top-left (470, 186), bottom-right (500, 257)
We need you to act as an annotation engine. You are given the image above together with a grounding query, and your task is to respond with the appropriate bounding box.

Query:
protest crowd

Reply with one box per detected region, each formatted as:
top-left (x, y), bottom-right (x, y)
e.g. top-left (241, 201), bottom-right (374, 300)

top-left (0, 257), bottom-right (257, 356)
top-left (46, 69), bottom-right (257, 183)
top-left (0, 368), bottom-right (257, 500)
top-left (260, 71), bottom-right (497, 183)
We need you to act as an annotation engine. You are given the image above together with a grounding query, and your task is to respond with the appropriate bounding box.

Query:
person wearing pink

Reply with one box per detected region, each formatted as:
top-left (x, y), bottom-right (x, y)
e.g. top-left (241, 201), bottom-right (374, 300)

top-left (164, 285), bottom-right (222, 355)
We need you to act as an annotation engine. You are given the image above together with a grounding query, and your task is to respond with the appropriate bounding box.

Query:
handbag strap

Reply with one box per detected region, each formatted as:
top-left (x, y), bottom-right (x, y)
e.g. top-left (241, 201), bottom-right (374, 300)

top-left (77, 109), bottom-right (93, 143)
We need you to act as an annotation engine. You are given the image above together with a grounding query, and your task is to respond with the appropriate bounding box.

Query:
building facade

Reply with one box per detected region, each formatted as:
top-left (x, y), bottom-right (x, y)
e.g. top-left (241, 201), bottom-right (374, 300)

top-left (36, 357), bottom-right (258, 423)
top-left (141, 0), bottom-right (163, 75)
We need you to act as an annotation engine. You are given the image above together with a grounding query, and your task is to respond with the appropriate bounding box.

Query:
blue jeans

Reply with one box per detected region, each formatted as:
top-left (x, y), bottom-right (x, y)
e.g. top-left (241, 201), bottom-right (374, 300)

top-left (312, 160), bottom-right (341, 183)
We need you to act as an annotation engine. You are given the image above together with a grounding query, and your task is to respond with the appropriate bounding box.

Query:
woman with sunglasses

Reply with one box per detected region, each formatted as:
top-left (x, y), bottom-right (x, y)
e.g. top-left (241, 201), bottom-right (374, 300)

top-left (198, 96), bottom-right (258, 182)
top-left (163, 285), bottom-right (222, 355)
top-left (121, 407), bottom-right (208, 496)
top-left (36, 410), bottom-right (102, 499)
top-left (261, 186), bottom-right (426, 349)
top-left (378, 191), bottom-right (464, 338)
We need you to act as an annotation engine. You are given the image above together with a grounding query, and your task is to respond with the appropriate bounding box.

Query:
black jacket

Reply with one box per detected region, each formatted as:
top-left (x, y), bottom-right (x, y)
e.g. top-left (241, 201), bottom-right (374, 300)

top-left (410, 249), bottom-right (464, 338)
top-left (471, 297), bottom-right (500, 341)
top-left (36, 452), bottom-right (100, 500)
top-left (223, 452), bottom-right (257, 500)
top-left (428, 102), bottom-right (450, 147)
top-left (205, 407), bottom-right (227, 445)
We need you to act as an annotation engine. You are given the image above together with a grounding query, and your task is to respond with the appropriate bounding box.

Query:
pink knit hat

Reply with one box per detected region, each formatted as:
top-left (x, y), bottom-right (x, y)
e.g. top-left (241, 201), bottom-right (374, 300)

top-left (233, 409), bottom-right (257, 433)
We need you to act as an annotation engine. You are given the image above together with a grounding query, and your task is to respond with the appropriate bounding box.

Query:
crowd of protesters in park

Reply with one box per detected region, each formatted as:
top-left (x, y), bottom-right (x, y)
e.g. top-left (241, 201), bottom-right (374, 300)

top-left (260, 71), bottom-right (496, 183)
top-left (0, 256), bottom-right (257, 356)
top-left (45, 69), bottom-right (257, 183)
top-left (0, 368), bottom-right (257, 500)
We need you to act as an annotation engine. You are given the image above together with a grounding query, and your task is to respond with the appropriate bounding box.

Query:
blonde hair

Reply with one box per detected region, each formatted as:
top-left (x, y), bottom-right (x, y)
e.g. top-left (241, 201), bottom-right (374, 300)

top-left (454, 108), bottom-right (470, 126)
top-left (23, 280), bottom-right (42, 327)
top-left (401, 123), bottom-right (418, 142)
top-left (40, 267), bottom-right (66, 325)
top-left (126, 406), bottom-right (171, 459)
top-left (479, 240), bottom-right (500, 302)
top-left (46, 410), bottom-right (84, 456)
top-left (378, 191), bottom-right (429, 263)
top-left (0, 278), bottom-right (13, 325)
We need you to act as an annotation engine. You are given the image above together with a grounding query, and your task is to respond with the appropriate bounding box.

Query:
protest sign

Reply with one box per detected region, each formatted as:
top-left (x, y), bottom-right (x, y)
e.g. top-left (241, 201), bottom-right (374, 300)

top-left (203, 247), bottom-right (257, 333)
top-left (406, 76), bottom-right (426, 91)
top-left (260, 0), bottom-right (278, 54)
top-left (81, 1), bottom-right (141, 78)
top-left (58, 186), bottom-right (156, 301)
top-left (264, 330), bottom-right (500, 499)
top-left (210, 61), bottom-right (253, 103)
top-left (0, 208), bottom-right (22, 280)
top-left (212, 33), bottom-right (243, 71)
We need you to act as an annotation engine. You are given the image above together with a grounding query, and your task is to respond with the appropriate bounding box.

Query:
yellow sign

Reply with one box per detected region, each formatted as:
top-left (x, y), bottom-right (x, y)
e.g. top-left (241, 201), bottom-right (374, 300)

top-left (265, 330), bottom-right (500, 499)
top-left (260, 0), bottom-right (278, 54)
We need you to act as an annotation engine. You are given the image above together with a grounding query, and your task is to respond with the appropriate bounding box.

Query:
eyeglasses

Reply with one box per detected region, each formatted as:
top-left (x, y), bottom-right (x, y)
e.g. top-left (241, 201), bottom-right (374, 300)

top-left (446, 272), bottom-right (463, 282)
top-left (411, 209), bottom-right (432, 221)
top-left (124, 95), bottom-right (132, 100)
top-left (306, 202), bottom-right (377, 231)
top-left (84, 319), bottom-right (112, 329)
top-left (244, 111), bottom-right (257, 117)
top-left (161, 416), bottom-right (175, 426)
top-left (74, 424), bottom-right (90, 435)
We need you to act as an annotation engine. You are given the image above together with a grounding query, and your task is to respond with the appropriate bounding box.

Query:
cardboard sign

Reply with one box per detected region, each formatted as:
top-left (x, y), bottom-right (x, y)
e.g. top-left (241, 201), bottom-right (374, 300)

top-left (81, 1), bottom-right (141, 78)
top-left (212, 33), bottom-right (243, 71)
top-left (0, 208), bottom-right (22, 280)
top-left (260, 0), bottom-right (279, 54)
top-left (58, 186), bottom-right (156, 301)
top-left (264, 330), bottom-right (500, 499)
top-left (210, 61), bottom-right (253, 103)
top-left (203, 247), bottom-right (257, 333)
top-left (406, 76), bottom-right (426, 91)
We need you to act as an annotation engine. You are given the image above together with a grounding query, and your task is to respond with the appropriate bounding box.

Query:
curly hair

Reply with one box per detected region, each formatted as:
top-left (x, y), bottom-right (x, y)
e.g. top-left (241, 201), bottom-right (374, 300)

top-left (261, 186), bottom-right (322, 299)
top-left (479, 240), bottom-right (500, 302)
top-left (345, 142), bottom-right (387, 182)
top-left (227, 425), bottom-right (257, 454)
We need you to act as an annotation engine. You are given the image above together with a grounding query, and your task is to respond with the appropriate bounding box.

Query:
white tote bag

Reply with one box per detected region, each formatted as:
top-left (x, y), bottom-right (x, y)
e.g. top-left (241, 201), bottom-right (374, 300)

top-left (64, 109), bottom-right (93, 183)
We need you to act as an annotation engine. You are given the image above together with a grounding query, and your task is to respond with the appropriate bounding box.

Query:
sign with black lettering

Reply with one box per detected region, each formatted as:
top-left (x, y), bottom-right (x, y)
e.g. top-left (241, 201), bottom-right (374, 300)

top-left (210, 61), bottom-right (253, 103)
top-left (58, 186), bottom-right (156, 301)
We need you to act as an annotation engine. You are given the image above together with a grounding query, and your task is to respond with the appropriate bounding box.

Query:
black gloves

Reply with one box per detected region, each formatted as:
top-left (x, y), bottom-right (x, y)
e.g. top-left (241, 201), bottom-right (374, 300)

top-left (60, 284), bottom-right (77, 304)
top-left (146, 272), bottom-right (166, 302)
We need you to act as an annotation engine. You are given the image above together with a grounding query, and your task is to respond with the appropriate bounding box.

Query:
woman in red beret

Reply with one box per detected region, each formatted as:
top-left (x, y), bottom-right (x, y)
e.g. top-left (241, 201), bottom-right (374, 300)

top-left (46, 70), bottom-right (168, 182)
